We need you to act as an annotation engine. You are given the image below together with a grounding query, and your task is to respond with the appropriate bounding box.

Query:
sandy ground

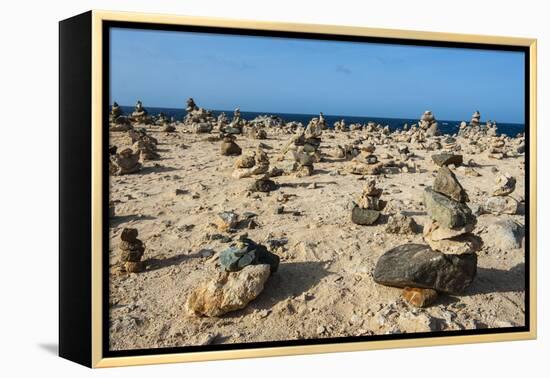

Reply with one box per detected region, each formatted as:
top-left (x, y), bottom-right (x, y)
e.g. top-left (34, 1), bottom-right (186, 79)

top-left (108, 125), bottom-right (525, 351)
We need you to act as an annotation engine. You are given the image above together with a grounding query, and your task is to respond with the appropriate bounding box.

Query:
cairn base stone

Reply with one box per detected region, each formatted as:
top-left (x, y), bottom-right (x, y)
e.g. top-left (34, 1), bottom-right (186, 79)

top-left (186, 264), bottom-right (271, 317)
top-left (373, 243), bottom-right (477, 294)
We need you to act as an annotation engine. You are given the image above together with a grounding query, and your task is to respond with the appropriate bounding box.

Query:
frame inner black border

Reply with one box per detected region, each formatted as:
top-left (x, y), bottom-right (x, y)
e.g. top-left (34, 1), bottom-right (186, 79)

top-left (102, 20), bottom-right (531, 359)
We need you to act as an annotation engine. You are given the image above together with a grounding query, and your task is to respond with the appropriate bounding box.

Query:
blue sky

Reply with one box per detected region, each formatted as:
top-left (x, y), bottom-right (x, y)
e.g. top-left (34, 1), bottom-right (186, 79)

top-left (110, 28), bottom-right (525, 123)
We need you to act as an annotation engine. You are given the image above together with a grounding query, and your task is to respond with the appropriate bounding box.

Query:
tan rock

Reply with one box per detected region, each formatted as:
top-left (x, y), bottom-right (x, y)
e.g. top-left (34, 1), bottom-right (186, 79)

top-left (425, 232), bottom-right (482, 254)
top-left (402, 287), bottom-right (438, 308)
top-left (422, 219), bottom-right (474, 241)
top-left (186, 264), bottom-right (271, 317)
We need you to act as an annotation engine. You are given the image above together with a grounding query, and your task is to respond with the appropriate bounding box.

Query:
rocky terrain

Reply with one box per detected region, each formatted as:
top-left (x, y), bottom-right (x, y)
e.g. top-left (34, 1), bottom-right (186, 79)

top-left (108, 101), bottom-right (526, 351)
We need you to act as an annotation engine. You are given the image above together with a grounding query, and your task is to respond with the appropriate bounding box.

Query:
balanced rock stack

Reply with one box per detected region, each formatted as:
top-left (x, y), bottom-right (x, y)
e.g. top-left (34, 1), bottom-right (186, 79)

top-left (119, 228), bottom-right (145, 273)
top-left (183, 98), bottom-right (215, 132)
top-left (484, 173), bottom-right (518, 215)
top-left (232, 148), bottom-right (270, 178)
top-left (224, 108), bottom-right (245, 135)
top-left (186, 238), bottom-right (279, 317)
top-left (419, 110), bottom-right (440, 137)
top-left (109, 148), bottom-right (142, 175)
top-left (470, 110), bottom-right (481, 127)
top-left (345, 143), bottom-right (383, 175)
top-left (488, 138), bottom-right (507, 160)
top-left (373, 167), bottom-right (478, 305)
top-left (109, 101), bottom-right (132, 131)
top-left (423, 167), bottom-right (482, 255)
top-left (351, 179), bottom-right (386, 225)
top-left (131, 100), bottom-right (149, 124)
top-left (220, 134), bottom-right (242, 156)
top-left (334, 119), bottom-right (348, 132)
top-left (287, 120), bottom-right (323, 177)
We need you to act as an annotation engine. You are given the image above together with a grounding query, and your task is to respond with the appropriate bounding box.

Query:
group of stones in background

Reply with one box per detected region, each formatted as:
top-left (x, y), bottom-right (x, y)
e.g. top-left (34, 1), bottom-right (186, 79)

top-left (373, 167), bottom-right (479, 307)
top-left (276, 113), bottom-right (325, 177)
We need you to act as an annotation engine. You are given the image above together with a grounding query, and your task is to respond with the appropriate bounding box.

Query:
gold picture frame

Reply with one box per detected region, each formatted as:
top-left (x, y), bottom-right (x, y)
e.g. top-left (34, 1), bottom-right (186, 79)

top-left (59, 9), bottom-right (537, 368)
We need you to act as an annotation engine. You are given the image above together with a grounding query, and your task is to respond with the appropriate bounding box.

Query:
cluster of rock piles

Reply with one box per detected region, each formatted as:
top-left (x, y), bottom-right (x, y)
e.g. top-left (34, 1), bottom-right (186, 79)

top-left (183, 97), bottom-right (216, 133)
top-left (423, 167), bottom-right (481, 254)
top-left (484, 173), bottom-right (518, 215)
top-left (233, 147), bottom-right (278, 192)
top-left (186, 238), bottom-right (279, 317)
top-left (346, 143), bottom-right (382, 175)
top-left (118, 228), bottom-right (145, 273)
top-left (418, 110), bottom-right (440, 137)
top-left (373, 167), bottom-right (478, 306)
top-left (223, 108), bottom-right (246, 135)
top-left (278, 115), bottom-right (324, 177)
top-left (333, 119), bottom-right (347, 132)
top-left (351, 179), bottom-right (386, 225)
top-left (130, 100), bottom-right (151, 124)
top-left (109, 102), bottom-right (132, 131)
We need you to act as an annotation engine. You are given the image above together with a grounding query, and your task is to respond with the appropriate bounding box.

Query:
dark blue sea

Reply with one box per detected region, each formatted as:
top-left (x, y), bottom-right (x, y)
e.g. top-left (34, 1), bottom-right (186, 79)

top-left (118, 106), bottom-right (524, 138)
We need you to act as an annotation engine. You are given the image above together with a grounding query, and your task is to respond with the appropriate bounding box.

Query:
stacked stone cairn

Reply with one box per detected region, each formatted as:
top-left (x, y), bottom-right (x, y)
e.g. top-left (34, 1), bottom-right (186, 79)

top-left (119, 228), bottom-right (145, 273)
top-left (128, 128), bottom-right (159, 161)
top-left (183, 98), bottom-right (215, 133)
top-left (373, 167), bottom-right (478, 307)
top-left (220, 134), bottom-right (242, 156)
top-left (224, 108), bottom-right (245, 135)
top-left (109, 101), bottom-right (132, 131)
top-left (283, 115), bottom-right (324, 177)
top-left (186, 237), bottom-right (279, 317)
top-left (130, 100), bottom-right (151, 124)
top-left (351, 179), bottom-right (386, 225)
top-left (232, 147), bottom-right (278, 192)
top-left (109, 148), bottom-right (142, 175)
top-left (334, 119), bottom-right (348, 132)
top-left (483, 173), bottom-right (518, 215)
top-left (346, 143), bottom-right (383, 175)
top-left (419, 110), bottom-right (440, 137)
top-left (423, 166), bottom-right (482, 255)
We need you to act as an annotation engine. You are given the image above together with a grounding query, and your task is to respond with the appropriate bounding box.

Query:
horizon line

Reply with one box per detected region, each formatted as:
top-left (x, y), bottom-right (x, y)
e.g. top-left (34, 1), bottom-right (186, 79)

top-left (113, 103), bottom-right (524, 125)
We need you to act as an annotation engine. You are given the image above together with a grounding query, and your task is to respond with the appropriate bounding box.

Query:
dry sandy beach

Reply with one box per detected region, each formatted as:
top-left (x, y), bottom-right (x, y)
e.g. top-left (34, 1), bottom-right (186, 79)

top-left (107, 105), bottom-right (525, 351)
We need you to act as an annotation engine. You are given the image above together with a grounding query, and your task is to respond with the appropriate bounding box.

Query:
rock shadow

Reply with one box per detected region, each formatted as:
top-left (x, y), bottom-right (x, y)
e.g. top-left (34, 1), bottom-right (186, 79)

top-left (249, 261), bottom-right (330, 310)
top-left (279, 181), bottom-right (338, 189)
top-left (109, 214), bottom-right (156, 227)
top-left (139, 165), bottom-right (179, 175)
top-left (464, 263), bottom-right (525, 295)
top-left (145, 250), bottom-right (211, 272)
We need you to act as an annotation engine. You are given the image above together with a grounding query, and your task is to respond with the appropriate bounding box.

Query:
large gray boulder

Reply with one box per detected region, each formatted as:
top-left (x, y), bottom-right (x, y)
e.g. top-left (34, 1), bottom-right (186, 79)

top-left (373, 243), bottom-right (477, 294)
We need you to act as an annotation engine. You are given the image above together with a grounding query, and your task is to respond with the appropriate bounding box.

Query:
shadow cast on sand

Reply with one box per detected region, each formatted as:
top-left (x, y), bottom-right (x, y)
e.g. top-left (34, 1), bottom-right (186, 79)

top-left (109, 214), bottom-right (156, 228)
top-left (279, 181), bottom-right (338, 189)
top-left (145, 251), bottom-right (210, 272)
top-left (249, 261), bottom-right (330, 311)
top-left (139, 165), bottom-right (179, 175)
top-left (465, 263), bottom-right (525, 295)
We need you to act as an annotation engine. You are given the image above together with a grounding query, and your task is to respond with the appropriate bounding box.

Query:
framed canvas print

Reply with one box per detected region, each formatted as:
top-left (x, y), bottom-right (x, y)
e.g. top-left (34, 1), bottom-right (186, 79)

top-left (59, 10), bottom-right (537, 368)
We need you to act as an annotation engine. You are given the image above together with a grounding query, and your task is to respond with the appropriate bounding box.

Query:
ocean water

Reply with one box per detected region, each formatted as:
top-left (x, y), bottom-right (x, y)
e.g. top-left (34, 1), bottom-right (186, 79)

top-left (118, 106), bottom-right (525, 138)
